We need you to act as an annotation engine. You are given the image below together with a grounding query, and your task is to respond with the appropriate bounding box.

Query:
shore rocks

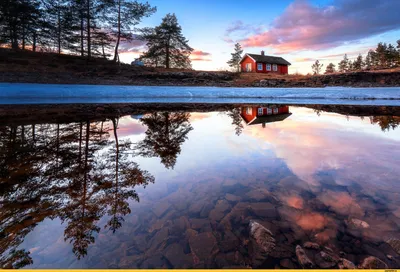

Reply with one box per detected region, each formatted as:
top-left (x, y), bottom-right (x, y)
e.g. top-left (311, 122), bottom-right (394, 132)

top-left (315, 251), bottom-right (338, 268)
top-left (359, 256), bottom-right (388, 269)
top-left (295, 245), bottom-right (315, 268)
top-left (249, 220), bottom-right (276, 266)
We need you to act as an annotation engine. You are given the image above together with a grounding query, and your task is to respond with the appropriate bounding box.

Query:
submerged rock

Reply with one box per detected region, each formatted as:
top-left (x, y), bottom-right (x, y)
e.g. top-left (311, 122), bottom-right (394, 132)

top-left (189, 232), bottom-right (219, 264)
top-left (359, 256), bottom-right (388, 269)
top-left (346, 218), bottom-right (370, 229)
top-left (303, 241), bottom-right (320, 250)
top-left (337, 258), bottom-right (356, 269)
top-left (249, 220), bottom-right (276, 266)
top-left (387, 238), bottom-right (400, 254)
top-left (315, 251), bottom-right (337, 268)
top-left (295, 245), bottom-right (315, 268)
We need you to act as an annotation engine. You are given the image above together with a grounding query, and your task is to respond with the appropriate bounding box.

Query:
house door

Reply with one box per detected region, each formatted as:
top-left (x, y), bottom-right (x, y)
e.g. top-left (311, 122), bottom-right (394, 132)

top-left (246, 63), bottom-right (252, 72)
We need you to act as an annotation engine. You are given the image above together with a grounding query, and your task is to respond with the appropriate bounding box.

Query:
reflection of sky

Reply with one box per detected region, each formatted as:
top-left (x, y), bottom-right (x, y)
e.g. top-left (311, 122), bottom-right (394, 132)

top-left (18, 107), bottom-right (400, 267)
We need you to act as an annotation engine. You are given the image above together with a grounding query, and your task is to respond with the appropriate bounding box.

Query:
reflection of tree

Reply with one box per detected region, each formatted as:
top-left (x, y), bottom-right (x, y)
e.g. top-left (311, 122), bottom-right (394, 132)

top-left (0, 117), bottom-right (155, 267)
top-left (101, 118), bottom-right (154, 233)
top-left (135, 112), bottom-right (193, 169)
top-left (370, 116), bottom-right (400, 132)
top-left (226, 108), bottom-right (244, 136)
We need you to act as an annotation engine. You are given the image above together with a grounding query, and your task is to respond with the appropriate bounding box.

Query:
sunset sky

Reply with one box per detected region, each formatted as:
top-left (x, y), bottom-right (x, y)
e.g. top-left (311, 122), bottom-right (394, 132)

top-left (119, 0), bottom-right (400, 74)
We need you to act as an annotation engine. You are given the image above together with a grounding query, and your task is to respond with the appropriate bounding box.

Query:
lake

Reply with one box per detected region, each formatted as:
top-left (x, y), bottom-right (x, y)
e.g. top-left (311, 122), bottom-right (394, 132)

top-left (1, 86), bottom-right (400, 269)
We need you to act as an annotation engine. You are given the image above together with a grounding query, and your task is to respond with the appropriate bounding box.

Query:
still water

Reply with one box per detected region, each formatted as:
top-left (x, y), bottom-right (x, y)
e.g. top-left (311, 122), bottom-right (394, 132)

top-left (1, 104), bottom-right (400, 269)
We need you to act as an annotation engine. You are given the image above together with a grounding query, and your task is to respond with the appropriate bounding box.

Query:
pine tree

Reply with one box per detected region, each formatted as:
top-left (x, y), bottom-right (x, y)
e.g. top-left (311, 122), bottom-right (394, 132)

top-left (338, 54), bottom-right (349, 73)
top-left (311, 60), bottom-right (323, 75)
top-left (105, 0), bottom-right (156, 62)
top-left (324, 63), bottom-right (335, 74)
top-left (352, 54), bottom-right (363, 71)
top-left (364, 51), bottom-right (372, 70)
top-left (141, 13), bottom-right (193, 69)
top-left (227, 43), bottom-right (243, 72)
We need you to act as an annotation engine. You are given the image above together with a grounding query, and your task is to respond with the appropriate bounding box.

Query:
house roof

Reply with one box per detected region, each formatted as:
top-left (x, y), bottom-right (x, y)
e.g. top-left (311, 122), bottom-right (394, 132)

top-left (245, 113), bottom-right (292, 126)
top-left (240, 53), bottom-right (291, 66)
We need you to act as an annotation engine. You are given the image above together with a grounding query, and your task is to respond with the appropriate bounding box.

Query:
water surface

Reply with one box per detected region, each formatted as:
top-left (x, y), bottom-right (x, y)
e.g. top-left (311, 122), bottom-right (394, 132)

top-left (1, 104), bottom-right (400, 269)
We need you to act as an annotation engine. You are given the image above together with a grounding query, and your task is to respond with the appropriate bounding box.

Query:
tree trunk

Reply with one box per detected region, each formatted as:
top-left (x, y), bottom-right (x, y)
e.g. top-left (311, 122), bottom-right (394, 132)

top-left (32, 31), bottom-right (37, 52)
top-left (80, 10), bottom-right (84, 56)
top-left (86, 0), bottom-right (91, 58)
top-left (57, 9), bottom-right (61, 54)
top-left (166, 37), bottom-right (170, 69)
top-left (113, 0), bottom-right (121, 62)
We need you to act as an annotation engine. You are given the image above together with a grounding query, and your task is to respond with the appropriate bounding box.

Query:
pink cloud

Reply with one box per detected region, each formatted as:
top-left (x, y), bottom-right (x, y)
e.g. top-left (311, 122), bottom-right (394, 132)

top-left (232, 0), bottom-right (400, 53)
top-left (190, 50), bottom-right (212, 62)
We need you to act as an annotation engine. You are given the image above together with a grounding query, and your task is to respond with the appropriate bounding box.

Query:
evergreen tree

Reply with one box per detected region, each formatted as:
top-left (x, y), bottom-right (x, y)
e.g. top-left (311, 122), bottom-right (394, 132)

top-left (227, 43), bottom-right (243, 72)
top-left (338, 54), bottom-right (349, 73)
top-left (311, 59), bottom-right (323, 75)
top-left (0, 0), bottom-right (42, 49)
top-left (324, 63), bottom-right (336, 74)
top-left (352, 54), bottom-right (363, 71)
top-left (364, 51), bottom-right (372, 70)
top-left (141, 13), bottom-right (193, 69)
top-left (105, 0), bottom-right (156, 62)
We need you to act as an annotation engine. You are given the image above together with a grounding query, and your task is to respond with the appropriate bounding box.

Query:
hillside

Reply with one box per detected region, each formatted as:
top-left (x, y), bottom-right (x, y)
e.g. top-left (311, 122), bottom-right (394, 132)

top-left (1, 49), bottom-right (400, 87)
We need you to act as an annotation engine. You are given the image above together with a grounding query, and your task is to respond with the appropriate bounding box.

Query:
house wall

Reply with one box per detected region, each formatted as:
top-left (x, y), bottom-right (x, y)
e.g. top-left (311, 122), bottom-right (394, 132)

top-left (240, 56), bottom-right (256, 72)
top-left (254, 63), bottom-right (289, 75)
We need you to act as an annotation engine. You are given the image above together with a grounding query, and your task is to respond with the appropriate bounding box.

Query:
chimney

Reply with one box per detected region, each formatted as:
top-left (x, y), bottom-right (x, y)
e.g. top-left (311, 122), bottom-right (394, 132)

top-left (261, 50), bottom-right (265, 56)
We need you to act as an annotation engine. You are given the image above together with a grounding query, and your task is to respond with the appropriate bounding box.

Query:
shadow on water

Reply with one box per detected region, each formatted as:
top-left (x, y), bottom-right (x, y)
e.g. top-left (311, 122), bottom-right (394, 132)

top-left (0, 104), bottom-right (400, 268)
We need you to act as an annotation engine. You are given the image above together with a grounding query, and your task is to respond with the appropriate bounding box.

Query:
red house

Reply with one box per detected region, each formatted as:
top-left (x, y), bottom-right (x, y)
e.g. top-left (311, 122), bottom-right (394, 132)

top-left (240, 105), bottom-right (291, 127)
top-left (239, 51), bottom-right (291, 74)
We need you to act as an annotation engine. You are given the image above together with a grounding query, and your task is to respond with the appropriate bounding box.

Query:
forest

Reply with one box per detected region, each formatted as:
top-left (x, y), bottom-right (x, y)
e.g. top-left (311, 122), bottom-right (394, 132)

top-left (311, 40), bottom-right (400, 75)
top-left (0, 0), bottom-right (193, 68)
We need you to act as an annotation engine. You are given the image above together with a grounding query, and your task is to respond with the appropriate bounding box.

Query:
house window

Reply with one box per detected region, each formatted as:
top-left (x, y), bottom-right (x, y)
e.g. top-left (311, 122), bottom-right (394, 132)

top-left (273, 108), bottom-right (279, 114)
top-left (257, 63), bottom-right (263, 70)
top-left (267, 108), bottom-right (272, 115)
top-left (258, 108), bottom-right (263, 115)
top-left (246, 107), bottom-right (252, 115)
top-left (266, 64), bottom-right (271, 71)
top-left (273, 64), bottom-right (278, 71)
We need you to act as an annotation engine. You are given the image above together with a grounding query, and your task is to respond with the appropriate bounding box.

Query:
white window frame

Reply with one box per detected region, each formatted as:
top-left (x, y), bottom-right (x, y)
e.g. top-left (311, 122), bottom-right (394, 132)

top-left (267, 108), bottom-right (272, 115)
top-left (273, 64), bottom-right (278, 71)
top-left (257, 63), bottom-right (263, 71)
top-left (246, 107), bottom-right (252, 115)
top-left (273, 108), bottom-right (279, 114)
top-left (266, 64), bottom-right (271, 71)
top-left (258, 108), bottom-right (263, 115)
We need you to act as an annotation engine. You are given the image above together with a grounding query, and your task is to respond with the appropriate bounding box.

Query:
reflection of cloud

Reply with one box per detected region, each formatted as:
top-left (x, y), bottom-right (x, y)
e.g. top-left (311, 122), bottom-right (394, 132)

top-left (236, 0), bottom-right (400, 53)
top-left (189, 113), bottom-right (212, 122)
top-left (113, 117), bottom-right (146, 138)
top-left (283, 195), bottom-right (304, 209)
top-left (318, 191), bottom-right (364, 217)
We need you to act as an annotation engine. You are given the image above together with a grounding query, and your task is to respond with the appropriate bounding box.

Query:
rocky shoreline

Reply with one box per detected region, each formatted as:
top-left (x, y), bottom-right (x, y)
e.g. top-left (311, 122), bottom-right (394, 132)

top-left (2, 69), bottom-right (400, 87)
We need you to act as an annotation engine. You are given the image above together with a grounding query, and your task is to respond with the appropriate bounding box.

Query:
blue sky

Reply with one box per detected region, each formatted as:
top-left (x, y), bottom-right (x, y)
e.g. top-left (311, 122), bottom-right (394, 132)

top-left (119, 0), bottom-right (400, 74)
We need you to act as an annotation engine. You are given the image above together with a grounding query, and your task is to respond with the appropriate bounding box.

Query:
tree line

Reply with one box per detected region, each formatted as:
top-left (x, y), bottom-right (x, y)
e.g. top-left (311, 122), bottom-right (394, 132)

top-left (312, 40), bottom-right (400, 75)
top-left (0, 0), bottom-right (193, 68)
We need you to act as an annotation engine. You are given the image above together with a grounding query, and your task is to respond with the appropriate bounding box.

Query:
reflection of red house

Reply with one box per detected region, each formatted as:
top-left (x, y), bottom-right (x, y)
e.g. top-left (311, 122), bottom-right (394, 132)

top-left (239, 51), bottom-right (291, 74)
top-left (240, 106), bottom-right (291, 127)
